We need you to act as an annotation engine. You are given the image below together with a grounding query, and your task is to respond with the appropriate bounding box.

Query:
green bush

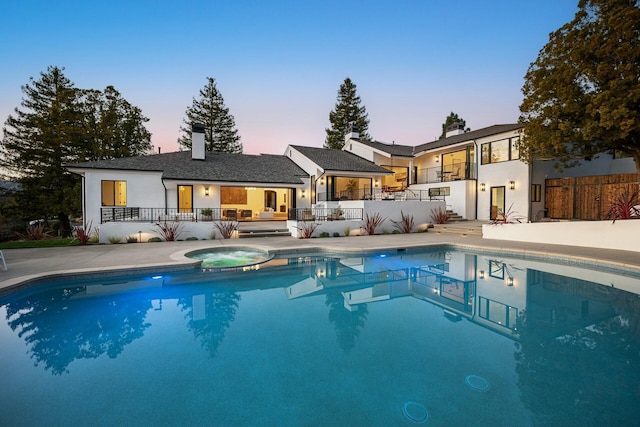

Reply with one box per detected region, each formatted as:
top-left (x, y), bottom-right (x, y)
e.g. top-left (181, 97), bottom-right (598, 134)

top-left (185, 236), bottom-right (198, 241)
top-left (108, 236), bottom-right (122, 244)
top-left (392, 229), bottom-right (401, 234)
top-left (319, 232), bottom-right (330, 238)
top-left (126, 235), bottom-right (138, 243)
top-left (333, 232), bottom-right (340, 237)
top-left (148, 237), bottom-right (162, 243)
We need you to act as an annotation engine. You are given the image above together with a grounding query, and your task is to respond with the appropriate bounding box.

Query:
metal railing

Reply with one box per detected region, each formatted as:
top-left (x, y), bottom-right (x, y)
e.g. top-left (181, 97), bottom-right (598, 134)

top-left (416, 161), bottom-right (476, 184)
top-left (100, 207), bottom-right (255, 223)
top-left (288, 207), bottom-right (363, 222)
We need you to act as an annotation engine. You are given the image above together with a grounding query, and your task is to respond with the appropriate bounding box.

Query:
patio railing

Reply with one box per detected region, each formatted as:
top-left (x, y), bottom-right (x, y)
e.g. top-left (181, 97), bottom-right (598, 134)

top-left (416, 161), bottom-right (476, 184)
top-left (100, 207), bottom-right (254, 223)
top-left (288, 207), bottom-right (363, 222)
top-left (317, 188), bottom-right (444, 202)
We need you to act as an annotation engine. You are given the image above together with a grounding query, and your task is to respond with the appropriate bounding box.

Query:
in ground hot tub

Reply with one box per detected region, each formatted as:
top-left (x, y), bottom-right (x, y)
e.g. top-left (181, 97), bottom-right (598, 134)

top-left (185, 247), bottom-right (272, 269)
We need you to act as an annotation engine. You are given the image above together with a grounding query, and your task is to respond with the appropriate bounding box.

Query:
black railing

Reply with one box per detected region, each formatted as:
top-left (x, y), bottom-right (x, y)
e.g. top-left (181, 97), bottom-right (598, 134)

top-left (416, 161), bottom-right (476, 184)
top-left (100, 207), bottom-right (254, 223)
top-left (288, 208), bottom-right (363, 221)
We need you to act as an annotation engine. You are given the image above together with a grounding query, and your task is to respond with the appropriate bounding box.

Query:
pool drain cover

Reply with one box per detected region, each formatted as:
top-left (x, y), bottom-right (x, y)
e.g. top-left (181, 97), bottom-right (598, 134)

top-left (403, 401), bottom-right (428, 423)
top-left (465, 375), bottom-right (490, 392)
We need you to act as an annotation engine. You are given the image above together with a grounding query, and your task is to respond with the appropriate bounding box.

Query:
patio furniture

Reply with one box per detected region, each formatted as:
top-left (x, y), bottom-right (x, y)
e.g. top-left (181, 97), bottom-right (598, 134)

top-left (259, 208), bottom-right (274, 219)
top-left (223, 209), bottom-right (238, 220)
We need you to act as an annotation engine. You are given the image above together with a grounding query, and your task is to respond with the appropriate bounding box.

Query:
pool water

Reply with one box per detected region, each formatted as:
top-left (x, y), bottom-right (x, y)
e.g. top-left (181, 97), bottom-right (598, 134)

top-left (1, 249), bottom-right (639, 426)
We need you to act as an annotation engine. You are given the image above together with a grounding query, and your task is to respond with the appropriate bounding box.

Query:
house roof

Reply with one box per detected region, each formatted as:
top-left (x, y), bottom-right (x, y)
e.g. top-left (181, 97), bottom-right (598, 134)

top-left (353, 140), bottom-right (415, 157)
top-left (67, 151), bottom-right (309, 185)
top-left (290, 145), bottom-right (393, 174)
top-left (414, 123), bottom-right (524, 153)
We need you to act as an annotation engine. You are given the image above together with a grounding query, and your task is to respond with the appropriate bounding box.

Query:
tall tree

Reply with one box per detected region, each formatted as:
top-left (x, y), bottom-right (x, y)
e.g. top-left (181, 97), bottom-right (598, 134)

top-left (440, 112), bottom-right (467, 138)
top-left (177, 77), bottom-right (242, 153)
top-left (519, 0), bottom-right (640, 171)
top-left (0, 66), bottom-right (152, 235)
top-left (325, 77), bottom-right (370, 149)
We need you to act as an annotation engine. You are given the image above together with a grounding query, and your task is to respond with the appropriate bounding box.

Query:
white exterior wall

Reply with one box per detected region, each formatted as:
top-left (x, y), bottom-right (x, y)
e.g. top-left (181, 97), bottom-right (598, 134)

top-left (83, 170), bottom-right (164, 228)
top-left (99, 221), bottom-right (233, 244)
top-left (164, 181), bottom-right (221, 210)
top-left (410, 180), bottom-right (475, 220)
top-left (482, 220), bottom-right (640, 253)
top-left (477, 160), bottom-right (530, 221)
top-left (343, 140), bottom-right (376, 162)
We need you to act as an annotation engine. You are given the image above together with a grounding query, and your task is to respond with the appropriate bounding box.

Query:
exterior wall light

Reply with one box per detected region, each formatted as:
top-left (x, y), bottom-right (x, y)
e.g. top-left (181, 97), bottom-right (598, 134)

top-left (301, 190), bottom-right (306, 198)
top-left (507, 277), bottom-right (514, 286)
top-left (479, 270), bottom-right (485, 279)
top-left (509, 181), bottom-right (515, 190)
top-left (480, 183), bottom-right (486, 192)
top-left (435, 155), bottom-right (440, 163)
top-left (204, 186), bottom-right (210, 197)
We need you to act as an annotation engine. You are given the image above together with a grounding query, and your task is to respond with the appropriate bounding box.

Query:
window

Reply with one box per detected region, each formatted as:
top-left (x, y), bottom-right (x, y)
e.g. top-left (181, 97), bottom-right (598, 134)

top-left (101, 180), bottom-right (126, 206)
top-left (481, 137), bottom-right (520, 165)
top-left (531, 184), bottom-right (541, 202)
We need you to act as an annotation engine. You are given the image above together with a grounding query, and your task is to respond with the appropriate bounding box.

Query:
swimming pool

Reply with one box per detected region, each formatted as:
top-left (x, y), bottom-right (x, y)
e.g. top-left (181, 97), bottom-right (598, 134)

top-left (1, 247), bottom-right (639, 426)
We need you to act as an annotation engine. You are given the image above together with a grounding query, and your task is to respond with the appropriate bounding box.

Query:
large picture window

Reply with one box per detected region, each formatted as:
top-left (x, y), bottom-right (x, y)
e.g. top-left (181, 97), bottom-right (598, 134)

top-left (481, 137), bottom-right (520, 165)
top-left (101, 180), bottom-right (127, 206)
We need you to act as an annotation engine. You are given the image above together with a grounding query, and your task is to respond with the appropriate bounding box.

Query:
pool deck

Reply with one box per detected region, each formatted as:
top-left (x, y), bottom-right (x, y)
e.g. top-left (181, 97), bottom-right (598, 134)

top-left (1, 232), bottom-right (639, 292)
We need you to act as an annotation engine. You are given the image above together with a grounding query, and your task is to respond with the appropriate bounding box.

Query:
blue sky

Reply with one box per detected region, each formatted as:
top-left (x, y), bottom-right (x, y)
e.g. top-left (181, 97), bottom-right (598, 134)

top-left (0, 0), bottom-right (579, 155)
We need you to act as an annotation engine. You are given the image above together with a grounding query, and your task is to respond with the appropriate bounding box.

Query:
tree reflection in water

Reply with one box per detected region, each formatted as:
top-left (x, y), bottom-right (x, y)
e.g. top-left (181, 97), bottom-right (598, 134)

top-left (178, 292), bottom-right (240, 357)
top-left (514, 274), bottom-right (640, 425)
top-left (325, 291), bottom-right (368, 353)
top-left (4, 285), bottom-right (151, 375)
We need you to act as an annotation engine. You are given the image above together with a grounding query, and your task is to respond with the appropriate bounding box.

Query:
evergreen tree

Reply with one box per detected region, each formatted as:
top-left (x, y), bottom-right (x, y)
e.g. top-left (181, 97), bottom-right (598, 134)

top-left (519, 0), bottom-right (640, 171)
top-left (325, 78), bottom-right (370, 149)
top-left (440, 112), bottom-right (467, 138)
top-left (177, 77), bottom-right (242, 153)
top-left (0, 66), bottom-right (153, 235)
top-left (1, 66), bottom-right (84, 236)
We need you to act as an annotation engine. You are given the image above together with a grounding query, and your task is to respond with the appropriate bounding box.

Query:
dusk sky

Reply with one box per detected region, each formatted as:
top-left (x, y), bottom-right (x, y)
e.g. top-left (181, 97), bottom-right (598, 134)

top-left (1, 1), bottom-right (579, 155)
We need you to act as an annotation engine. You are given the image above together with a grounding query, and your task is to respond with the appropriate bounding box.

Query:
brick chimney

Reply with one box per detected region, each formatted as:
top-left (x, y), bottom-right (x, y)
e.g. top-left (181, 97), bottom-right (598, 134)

top-left (192, 123), bottom-right (205, 160)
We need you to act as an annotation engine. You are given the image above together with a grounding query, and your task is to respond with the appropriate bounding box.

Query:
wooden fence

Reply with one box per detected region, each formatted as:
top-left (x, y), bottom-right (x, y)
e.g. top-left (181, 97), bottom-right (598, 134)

top-left (545, 173), bottom-right (640, 220)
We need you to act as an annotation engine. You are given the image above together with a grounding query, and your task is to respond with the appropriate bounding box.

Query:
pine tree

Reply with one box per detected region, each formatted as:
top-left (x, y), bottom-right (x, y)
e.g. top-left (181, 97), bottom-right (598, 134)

top-left (325, 78), bottom-right (370, 149)
top-left (177, 77), bottom-right (242, 153)
top-left (0, 66), bottom-right (84, 235)
top-left (0, 66), bottom-right (153, 235)
top-left (440, 112), bottom-right (467, 138)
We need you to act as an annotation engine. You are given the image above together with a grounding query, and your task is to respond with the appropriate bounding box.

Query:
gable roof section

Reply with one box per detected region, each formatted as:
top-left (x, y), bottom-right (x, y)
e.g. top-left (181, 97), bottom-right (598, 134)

top-left (290, 145), bottom-right (392, 174)
top-left (67, 151), bottom-right (309, 185)
top-left (353, 140), bottom-right (414, 157)
top-left (414, 123), bottom-right (524, 153)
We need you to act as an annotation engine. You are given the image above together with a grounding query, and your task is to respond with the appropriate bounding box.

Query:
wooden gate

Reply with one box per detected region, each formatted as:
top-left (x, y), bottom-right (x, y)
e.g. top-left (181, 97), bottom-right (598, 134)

top-left (545, 173), bottom-right (640, 220)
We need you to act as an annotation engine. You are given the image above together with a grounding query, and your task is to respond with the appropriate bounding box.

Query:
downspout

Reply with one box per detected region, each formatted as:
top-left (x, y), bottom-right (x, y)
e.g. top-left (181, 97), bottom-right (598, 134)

top-left (473, 139), bottom-right (479, 220)
top-left (81, 174), bottom-right (87, 228)
top-left (162, 177), bottom-right (167, 215)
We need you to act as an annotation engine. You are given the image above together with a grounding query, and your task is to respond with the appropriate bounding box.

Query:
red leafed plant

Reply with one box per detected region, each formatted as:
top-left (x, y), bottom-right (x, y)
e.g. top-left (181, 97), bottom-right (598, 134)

top-left (15, 223), bottom-right (53, 240)
top-left (430, 207), bottom-right (450, 224)
top-left (391, 211), bottom-right (415, 233)
top-left (490, 204), bottom-right (524, 225)
top-left (297, 222), bottom-right (319, 238)
top-left (154, 221), bottom-right (184, 241)
top-left (604, 188), bottom-right (640, 222)
top-left (361, 212), bottom-right (385, 235)
top-left (214, 221), bottom-right (238, 239)
top-left (74, 221), bottom-right (94, 245)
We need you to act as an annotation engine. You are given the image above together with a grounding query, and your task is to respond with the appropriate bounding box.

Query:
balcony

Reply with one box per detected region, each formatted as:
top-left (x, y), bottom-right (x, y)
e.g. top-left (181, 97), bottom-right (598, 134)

top-left (416, 162), bottom-right (476, 184)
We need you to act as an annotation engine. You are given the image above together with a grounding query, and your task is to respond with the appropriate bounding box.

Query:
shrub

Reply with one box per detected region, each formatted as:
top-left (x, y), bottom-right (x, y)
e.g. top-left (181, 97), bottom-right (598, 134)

top-left (298, 222), bottom-right (319, 238)
top-left (391, 211), bottom-right (415, 233)
top-left (148, 237), bottom-right (162, 242)
top-left (15, 223), bottom-right (53, 241)
top-left (74, 221), bottom-right (95, 245)
top-left (185, 236), bottom-right (199, 241)
top-left (126, 235), bottom-right (138, 243)
top-left (343, 227), bottom-right (351, 236)
top-left (392, 229), bottom-right (401, 234)
top-left (154, 221), bottom-right (184, 241)
top-left (108, 236), bottom-right (122, 244)
top-left (361, 212), bottom-right (385, 235)
top-left (201, 208), bottom-right (213, 217)
top-left (333, 232), bottom-right (340, 237)
top-left (490, 204), bottom-right (524, 225)
top-left (88, 234), bottom-right (100, 244)
top-left (213, 221), bottom-right (237, 239)
top-left (430, 207), bottom-right (450, 224)
top-left (604, 188), bottom-right (640, 222)
top-left (319, 232), bottom-right (330, 238)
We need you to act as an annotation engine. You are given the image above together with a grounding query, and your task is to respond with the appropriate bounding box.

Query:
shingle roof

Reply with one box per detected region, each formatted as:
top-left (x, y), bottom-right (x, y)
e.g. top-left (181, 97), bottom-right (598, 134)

top-left (354, 140), bottom-right (415, 157)
top-left (414, 123), bottom-right (524, 153)
top-left (290, 145), bottom-right (393, 174)
top-left (67, 151), bottom-right (309, 185)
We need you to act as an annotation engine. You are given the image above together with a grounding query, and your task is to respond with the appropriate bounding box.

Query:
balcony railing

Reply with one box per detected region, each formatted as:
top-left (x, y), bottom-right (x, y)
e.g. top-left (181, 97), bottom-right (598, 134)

top-left (416, 161), bottom-right (476, 184)
top-left (100, 207), bottom-right (254, 223)
top-left (316, 187), bottom-right (442, 202)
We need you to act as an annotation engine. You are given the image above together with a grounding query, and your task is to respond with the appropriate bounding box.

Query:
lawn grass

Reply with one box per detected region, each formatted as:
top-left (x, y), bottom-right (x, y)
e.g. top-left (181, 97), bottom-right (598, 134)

top-left (0, 238), bottom-right (80, 249)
